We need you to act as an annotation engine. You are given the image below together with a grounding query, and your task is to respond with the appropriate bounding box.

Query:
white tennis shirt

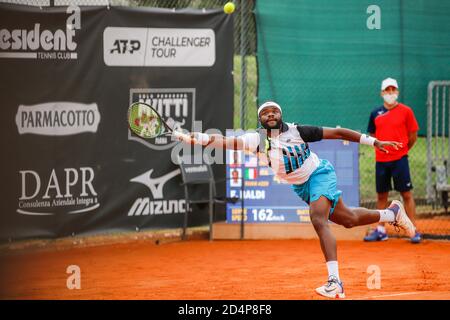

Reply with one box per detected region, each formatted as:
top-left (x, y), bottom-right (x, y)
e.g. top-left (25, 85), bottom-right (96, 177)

top-left (240, 122), bottom-right (323, 185)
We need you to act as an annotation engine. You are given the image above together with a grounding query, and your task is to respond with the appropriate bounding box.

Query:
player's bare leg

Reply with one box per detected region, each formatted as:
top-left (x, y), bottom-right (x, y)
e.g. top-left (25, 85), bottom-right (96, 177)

top-left (376, 191), bottom-right (389, 227)
top-left (363, 192), bottom-right (389, 241)
top-left (331, 197), bottom-right (382, 228)
top-left (401, 190), bottom-right (421, 242)
top-left (331, 197), bottom-right (416, 237)
top-left (309, 196), bottom-right (345, 298)
top-left (400, 190), bottom-right (416, 223)
top-left (313, 196), bottom-right (415, 298)
top-left (309, 196), bottom-right (337, 261)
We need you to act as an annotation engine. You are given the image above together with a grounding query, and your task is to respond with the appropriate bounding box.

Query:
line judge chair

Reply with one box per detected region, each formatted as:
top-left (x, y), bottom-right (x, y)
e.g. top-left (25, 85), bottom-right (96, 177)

top-left (177, 154), bottom-right (239, 241)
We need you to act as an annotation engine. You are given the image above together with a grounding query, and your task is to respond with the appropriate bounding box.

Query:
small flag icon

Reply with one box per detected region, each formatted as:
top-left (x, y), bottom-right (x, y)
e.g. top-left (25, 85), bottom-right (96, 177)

top-left (245, 168), bottom-right (258, 180)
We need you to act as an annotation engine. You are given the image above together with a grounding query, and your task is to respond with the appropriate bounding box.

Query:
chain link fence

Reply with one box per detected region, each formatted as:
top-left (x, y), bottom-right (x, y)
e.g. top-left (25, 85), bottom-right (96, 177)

top-left (2, 0), bottom-right (448, 238)
top-left (254, 0), bottom-right (450, 239)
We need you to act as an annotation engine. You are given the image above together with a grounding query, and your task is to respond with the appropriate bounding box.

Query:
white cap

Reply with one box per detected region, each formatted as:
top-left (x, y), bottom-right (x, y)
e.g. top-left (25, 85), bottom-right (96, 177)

top-left (381, 78), bottom-right (399, 91)
top-left (257, 101), bottom-right (282, 117)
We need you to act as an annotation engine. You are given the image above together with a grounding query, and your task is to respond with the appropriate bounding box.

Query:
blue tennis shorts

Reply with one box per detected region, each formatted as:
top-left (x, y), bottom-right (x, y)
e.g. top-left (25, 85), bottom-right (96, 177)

top-left (291, 159), bottom-right (342, 215)
top-left (376, 155), bottom-right (413, 193)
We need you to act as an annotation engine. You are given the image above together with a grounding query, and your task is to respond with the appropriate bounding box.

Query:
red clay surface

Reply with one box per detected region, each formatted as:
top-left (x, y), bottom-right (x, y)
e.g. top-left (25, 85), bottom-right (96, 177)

top-left (1, 239), bottom-right (450, 300)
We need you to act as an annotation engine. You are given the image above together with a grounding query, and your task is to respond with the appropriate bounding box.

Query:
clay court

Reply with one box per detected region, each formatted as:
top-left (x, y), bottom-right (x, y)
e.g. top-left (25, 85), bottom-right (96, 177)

top-left (1, 1), bottom-right (450, 303)
top-left (1, 235), bottom-right (449, 300)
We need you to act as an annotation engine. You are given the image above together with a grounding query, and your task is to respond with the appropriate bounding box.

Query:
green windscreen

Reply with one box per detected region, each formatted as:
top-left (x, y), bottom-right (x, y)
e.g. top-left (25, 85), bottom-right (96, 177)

top-left (256, 0), bottom-right (450, 135)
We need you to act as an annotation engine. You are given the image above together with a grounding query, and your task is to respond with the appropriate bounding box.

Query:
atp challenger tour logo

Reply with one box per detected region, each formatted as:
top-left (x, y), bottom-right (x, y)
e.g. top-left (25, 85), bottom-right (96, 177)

top-left (129, 88), bottom-right (195, 150)
top-left (128, 168), bottom-right (186, 216)
top-left (104, 27), bottom-right (215, 67)
top-left (0, 6), bottom-right (80, 60)
top-left (15, 102), bottom-right (101, 136)
top-left (18, 167), bottom-right (99, 216)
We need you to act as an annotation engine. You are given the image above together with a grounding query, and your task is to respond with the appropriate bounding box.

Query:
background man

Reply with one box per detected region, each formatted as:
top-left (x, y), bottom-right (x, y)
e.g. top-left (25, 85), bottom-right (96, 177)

top-left (363, 78), bottom-right (421, 243)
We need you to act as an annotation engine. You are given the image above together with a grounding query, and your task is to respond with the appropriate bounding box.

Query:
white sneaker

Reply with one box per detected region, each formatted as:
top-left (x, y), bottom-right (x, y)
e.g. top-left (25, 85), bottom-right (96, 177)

top-left (388, 200), bottom-right (416, 238)
top-left (315, 276), bottom-right (345, 299)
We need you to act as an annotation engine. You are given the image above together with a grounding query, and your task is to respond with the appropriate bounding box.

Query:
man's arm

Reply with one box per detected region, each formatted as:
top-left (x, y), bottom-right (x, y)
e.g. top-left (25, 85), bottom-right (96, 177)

top-left (408, 131), bottom-right (418, 149)
top-left (180, 132), bottom-right (258, 151)
top-left (323, 127), bottom-right (362, 142)
top-left (367, 111), bottom-right (376, 137)
top-left (405, 107), bottom-right (419, 149)
top-left (322, 127), bottom-right (402, 153)
top-left (207, 134), bottom-right (245, 150)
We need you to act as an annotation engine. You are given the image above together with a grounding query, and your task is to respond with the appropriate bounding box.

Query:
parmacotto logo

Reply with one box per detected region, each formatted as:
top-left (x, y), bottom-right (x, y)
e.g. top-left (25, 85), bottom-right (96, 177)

top-left (15, 102), bottom-right (101, 136)
top-left (0, 6), bottom-right (80, 60)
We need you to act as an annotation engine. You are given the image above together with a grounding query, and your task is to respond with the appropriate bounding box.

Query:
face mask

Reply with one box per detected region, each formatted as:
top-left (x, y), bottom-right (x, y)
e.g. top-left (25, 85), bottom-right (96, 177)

top-left (383, 93), bottom-right (398, 105)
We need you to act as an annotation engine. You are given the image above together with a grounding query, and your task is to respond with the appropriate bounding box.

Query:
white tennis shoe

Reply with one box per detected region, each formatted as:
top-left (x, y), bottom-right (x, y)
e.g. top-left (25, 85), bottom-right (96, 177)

top-left (315, 276), bottom-right (345, 299)
top-left (388, 200), bottom-right (416, 238)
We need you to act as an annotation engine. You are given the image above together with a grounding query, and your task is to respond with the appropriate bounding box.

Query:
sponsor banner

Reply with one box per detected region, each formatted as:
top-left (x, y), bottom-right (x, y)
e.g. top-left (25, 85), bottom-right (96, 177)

top-left (226, 131), bottom-right (359, 224)
top-left (18, 167), bottom-right (99, 216)
top-left (15, 102), bottom-right (100, 136)
top-left (127, 168), bottom-right (186, 216)
top-left (0, 6), bottom-right (80, 60)
top-left (0, 5), bottom-right (233, 241)
top-left (104, 27), bottom-right (215, 67)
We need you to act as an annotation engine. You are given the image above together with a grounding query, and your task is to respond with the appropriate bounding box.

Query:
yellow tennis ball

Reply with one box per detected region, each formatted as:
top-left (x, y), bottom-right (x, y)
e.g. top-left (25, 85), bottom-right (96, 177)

top-left (224, 2), bottom-right (235, 14)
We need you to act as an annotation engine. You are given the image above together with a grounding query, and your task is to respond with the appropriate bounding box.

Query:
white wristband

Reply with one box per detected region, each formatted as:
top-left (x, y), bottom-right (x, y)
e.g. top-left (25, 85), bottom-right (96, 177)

top-left (194, 132), bottom-right (210, 146)
top-left (360, 134), bottom-right (376, 146)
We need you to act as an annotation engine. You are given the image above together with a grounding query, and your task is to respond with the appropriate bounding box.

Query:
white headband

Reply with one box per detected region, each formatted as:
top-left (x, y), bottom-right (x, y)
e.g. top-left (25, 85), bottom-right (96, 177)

top-left (257, 101), bottom-right (282, 117)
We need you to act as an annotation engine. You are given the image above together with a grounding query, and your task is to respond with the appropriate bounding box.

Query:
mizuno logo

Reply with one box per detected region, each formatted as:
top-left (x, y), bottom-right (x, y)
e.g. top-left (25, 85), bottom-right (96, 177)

top-left (130, 168), bottom-right (181, 199)
top-left (128, 168), bottom-right (185, 217)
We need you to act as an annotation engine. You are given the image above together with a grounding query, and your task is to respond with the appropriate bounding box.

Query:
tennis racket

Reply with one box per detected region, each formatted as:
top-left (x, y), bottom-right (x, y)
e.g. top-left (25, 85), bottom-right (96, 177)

top-left (127, 102), bottom-right (191, 142)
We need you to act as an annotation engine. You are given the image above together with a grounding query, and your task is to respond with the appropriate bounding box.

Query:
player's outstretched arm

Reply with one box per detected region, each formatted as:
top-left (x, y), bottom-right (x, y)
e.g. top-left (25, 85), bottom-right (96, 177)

top-left (176, 132), bottom-right (249, 150)
top-left (322, 127), bottom-right (403, 153)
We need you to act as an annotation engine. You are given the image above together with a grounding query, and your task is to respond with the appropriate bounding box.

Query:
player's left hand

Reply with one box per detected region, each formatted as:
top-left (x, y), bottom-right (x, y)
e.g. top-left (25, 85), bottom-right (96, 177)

top-left (374, 140), bottom-right (403, 153)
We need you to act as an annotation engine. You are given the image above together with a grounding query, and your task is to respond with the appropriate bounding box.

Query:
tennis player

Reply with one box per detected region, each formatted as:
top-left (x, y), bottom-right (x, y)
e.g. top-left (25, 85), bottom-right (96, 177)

top-left (177, 101), bottom-right (416, 299)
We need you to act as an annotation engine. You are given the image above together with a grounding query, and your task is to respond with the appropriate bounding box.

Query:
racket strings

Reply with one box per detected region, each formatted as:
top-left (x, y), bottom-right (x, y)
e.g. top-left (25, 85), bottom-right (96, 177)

top-left (128, 103), bottom-right (164, 139)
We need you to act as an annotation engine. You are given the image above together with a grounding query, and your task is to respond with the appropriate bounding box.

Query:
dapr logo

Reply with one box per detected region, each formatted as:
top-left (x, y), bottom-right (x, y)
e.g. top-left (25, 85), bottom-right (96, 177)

top-left (0, 6), bottom-right (81, 60)
top-left (127, 168), bottom-right (186, 216)
top-left (128, 88), bottom-right (196, 150)
top-left (18, 167), bottom-right (99, 216)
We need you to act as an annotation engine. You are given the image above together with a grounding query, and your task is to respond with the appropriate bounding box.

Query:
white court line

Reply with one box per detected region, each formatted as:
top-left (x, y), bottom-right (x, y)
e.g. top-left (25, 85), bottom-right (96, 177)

top-left (349, 291), bottom-right (433, 300)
